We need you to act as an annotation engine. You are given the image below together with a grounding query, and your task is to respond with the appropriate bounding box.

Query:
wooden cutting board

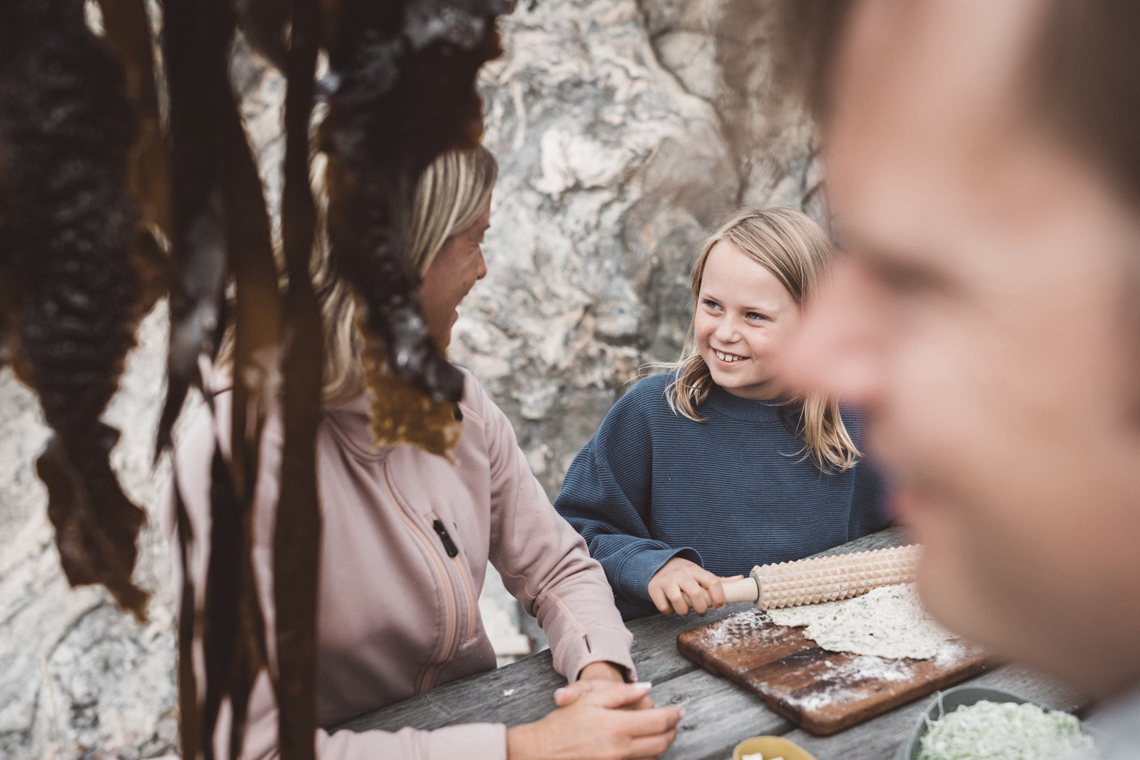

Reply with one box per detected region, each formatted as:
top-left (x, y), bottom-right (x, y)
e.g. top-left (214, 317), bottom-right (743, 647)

top-left (677, 608), bottom-right (993, 735)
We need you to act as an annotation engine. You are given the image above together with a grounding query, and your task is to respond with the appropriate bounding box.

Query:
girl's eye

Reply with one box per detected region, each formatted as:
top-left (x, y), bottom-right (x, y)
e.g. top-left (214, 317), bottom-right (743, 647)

top-left (746, 312), bottom-right (768, 321)
top-left (703, 299), bottom-right (721, 310)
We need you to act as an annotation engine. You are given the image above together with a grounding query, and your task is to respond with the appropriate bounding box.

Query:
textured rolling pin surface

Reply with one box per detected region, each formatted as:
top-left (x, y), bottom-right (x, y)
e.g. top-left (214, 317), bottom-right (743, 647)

top-left (755, 545), bottom-right (920, 609)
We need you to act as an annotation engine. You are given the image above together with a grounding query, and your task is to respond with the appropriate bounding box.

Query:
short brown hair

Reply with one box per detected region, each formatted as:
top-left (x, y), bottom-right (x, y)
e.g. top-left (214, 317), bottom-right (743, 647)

top-left (776, 0), bottom-right (1140, 202)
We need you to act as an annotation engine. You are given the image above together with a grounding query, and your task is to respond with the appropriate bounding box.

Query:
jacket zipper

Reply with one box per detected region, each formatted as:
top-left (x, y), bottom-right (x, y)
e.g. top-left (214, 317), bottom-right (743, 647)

top-left (432, 519), bottom-right (459, 556)
top-left (432, 516), bottom-right (479, 643)
top-left (380, 468), bottom-right (460, 694)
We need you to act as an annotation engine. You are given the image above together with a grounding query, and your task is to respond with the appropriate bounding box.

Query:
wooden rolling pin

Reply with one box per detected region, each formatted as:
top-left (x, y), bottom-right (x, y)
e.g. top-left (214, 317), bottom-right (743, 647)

top-left (685, 545), bottom-right (921, 612)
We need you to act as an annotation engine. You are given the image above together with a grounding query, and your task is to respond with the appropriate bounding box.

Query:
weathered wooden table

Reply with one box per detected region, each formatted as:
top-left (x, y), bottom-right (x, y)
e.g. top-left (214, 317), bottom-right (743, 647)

top-left (337, 529), bottom-right (1085, 759)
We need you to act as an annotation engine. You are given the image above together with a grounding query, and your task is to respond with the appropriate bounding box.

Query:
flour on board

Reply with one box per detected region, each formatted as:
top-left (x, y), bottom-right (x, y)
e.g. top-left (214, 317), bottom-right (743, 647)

top-left (768, 583), bottom-right (954, 660)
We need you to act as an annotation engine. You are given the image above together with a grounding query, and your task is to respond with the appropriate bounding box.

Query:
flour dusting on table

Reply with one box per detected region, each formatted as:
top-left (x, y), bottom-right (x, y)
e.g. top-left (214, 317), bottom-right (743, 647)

top-left (768, 583), bottom-right (954, 660)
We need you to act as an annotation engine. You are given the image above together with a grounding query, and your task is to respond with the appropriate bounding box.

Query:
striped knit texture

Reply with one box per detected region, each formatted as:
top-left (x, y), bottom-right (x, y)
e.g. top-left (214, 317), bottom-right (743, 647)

top-left (554, 373), bottom-right (889, 619)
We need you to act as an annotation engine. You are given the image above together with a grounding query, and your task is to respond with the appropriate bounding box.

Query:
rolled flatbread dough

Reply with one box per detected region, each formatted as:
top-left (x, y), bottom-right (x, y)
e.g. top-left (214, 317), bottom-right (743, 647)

top-left (767, 583), bottom-right (954, 660)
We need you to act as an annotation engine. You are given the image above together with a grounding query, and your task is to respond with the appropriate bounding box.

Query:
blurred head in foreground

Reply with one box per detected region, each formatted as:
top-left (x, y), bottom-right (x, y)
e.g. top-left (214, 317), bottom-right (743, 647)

top-left (780, 0), bottom-right (1140, 699)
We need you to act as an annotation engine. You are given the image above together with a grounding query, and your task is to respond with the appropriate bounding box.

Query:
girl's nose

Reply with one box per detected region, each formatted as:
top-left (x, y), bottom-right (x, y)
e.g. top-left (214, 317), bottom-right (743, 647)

top-left (783, 258), bottom-right (885, 408)
top-left (714, 316), bottom-right (739, 343)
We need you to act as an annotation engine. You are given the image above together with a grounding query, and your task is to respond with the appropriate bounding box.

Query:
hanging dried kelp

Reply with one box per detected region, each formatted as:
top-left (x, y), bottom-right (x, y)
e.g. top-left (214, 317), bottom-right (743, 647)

top-left (95, 0), bottom-right (172, 313)
top-left (0, 0), bottom-right (149, 620)
top-left (159, 0), bottom-right (282, 756)
top-left (215, 40), bottom-right (282, 760)
top-left (273, 0), bottom-right (324, 756)
top-left (319, 0), bottom-right (508, 458)
top-left (362, 342), bottom-right (464, 456)
top-left (4, 0), bottom-right (510, 757)
top-left (155, 0), bottom-right (232, 459)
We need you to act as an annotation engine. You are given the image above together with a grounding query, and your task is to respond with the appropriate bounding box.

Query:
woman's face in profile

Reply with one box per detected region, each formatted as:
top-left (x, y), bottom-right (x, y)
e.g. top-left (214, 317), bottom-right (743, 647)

top-left (418, 200), bottom-right (491, 347)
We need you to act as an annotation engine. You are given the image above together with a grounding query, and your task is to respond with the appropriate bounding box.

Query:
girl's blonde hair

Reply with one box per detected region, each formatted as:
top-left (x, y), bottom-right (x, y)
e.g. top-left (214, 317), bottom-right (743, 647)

top-left (665, 206), bottom-right (861, 472)
top-left (315, 146), bottom-right (498, 406)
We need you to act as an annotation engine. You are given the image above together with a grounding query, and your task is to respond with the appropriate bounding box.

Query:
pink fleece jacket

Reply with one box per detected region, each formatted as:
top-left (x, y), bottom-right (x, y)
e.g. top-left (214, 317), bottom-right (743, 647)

top-left (162, 368), bottom-right (635, 760)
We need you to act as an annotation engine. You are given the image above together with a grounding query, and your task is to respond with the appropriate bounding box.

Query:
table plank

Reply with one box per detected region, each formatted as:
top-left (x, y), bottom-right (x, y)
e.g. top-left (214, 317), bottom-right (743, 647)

top-left (650, 669), bottom-right (792, 760)
top-left (337, 650), bottom-right (565, 733)
top-left (812, 526), bottom-right (908, 557)
top-left (783, 664), bottom-right (1085, 760)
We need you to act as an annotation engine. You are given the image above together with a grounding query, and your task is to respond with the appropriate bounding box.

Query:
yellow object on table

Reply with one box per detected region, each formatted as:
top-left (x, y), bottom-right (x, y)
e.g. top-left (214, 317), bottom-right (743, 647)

top-left (733, 736), bottom-right (818, 760)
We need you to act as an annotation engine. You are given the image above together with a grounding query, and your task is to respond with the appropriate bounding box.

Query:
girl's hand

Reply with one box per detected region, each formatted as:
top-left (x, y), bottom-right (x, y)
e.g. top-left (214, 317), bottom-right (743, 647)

top-left (506, 682), bottom-right (681, 760)
top-left (647, 557), bottom-right (743, 616)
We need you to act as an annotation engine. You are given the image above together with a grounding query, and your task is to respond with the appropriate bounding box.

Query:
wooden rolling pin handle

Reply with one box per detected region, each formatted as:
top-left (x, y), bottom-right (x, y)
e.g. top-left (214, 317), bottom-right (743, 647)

top-left (678, 578), bottom-right (759, 612)
top-left (722, 577), bottom-right (759, 604)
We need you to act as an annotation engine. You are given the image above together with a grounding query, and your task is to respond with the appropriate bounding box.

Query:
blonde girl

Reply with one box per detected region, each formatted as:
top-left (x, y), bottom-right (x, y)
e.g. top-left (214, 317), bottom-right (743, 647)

top-left (555, 206), bottom-right (888, 620)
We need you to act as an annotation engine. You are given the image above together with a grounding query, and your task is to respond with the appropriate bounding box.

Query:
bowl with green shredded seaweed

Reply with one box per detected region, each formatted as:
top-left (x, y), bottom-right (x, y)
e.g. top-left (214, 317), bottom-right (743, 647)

top-left (894, 686), bottom-right (1098, 760)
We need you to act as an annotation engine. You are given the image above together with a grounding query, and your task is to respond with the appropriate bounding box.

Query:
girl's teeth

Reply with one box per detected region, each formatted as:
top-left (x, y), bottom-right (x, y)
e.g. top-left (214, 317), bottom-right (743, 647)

top-left (716, 350), bottom-right (743, 363)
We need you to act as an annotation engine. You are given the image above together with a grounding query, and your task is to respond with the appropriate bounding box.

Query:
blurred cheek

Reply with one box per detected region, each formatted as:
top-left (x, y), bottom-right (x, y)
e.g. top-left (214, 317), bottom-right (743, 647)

top-left (784, 260), bottom-right (887, 405)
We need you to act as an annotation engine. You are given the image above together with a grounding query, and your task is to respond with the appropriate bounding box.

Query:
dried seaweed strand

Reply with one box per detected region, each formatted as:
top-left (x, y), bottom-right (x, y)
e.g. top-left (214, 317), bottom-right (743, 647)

top-left (156, 0), bottom-right (231, 459)
top-left (0, 11), bottom-right (18, 372)
top-left (95, 0), bottom-right (170, 234)
top-left (319, 0), bottom-right (506, 457)
top-left (319, 2), bottom-right (458, 412)
top-left (160, 0), bottom-right (277, 756)
top-left (273, 0), bottom-right (325, 757)
top-left (0, 235), bottom-right (17, 370)
top-left (216, 29), bottom-right (279, 760)
top-left (361, 341), bottom-right (463, 458)
top-left (201, 446), bottom-right (244, 760)
top-left (96, 0), bottom-right (172, 316)
top-left (219, 86), bottom-right (282, 508)
top-left (235, 0), bottom-right (291, 72)
top-left (0, 0), bottom-right (149, 620)
top-left (172, 470), bottom-right (201, 760)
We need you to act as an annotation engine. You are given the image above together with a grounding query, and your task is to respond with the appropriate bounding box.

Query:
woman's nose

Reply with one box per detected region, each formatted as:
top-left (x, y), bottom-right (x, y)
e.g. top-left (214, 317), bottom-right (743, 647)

top-left (475, 248), bottom-right (488, 280)
top-left (783, 258), bottom-right (885, 408)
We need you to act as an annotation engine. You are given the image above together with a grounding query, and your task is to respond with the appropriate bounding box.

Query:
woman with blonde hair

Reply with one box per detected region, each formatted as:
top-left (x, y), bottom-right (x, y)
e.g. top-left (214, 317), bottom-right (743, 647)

top-left (555, 206), bottom-right (889, 620)
top-left (165, 146), bottom-right (681, 760)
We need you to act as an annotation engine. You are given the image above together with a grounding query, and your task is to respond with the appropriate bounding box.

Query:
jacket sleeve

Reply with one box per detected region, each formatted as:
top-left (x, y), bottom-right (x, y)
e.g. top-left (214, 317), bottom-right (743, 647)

top-left (552, 382), bottom-right (700, 619)
top-left (228, 671), bottom-right (507, 760)
top-left (467, 374), bottom-right (637, 682)
top-left (161, 402), bottom-right (509, 760)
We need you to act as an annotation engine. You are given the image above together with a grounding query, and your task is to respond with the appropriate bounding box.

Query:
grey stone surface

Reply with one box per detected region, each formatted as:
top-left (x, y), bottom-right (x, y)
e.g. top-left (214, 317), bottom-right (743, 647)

top-left (0, 306), bottom-right (182, 760)
top-left (0, 2), bottom-right (818, 756)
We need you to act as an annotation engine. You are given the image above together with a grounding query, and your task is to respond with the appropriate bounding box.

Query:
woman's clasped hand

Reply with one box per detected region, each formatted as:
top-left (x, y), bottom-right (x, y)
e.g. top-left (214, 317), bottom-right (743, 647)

top-left (508, 677), bottom-right (682, 760)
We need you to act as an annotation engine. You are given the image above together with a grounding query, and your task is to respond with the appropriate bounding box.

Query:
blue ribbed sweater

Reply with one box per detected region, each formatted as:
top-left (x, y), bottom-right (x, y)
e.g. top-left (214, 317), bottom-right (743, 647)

top-left (554, 373), bottom-right (890, 619)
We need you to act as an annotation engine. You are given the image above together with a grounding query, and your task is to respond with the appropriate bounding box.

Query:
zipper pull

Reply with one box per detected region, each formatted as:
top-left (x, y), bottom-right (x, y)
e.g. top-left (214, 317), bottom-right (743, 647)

top-left (432, 519), bottom-right (459, 558)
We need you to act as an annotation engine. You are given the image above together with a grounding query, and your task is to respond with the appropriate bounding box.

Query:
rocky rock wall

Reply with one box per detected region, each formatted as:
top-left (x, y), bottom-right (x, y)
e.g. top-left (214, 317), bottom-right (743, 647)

top-left (0, 1), bottom-right (819, 757)
top-left (460, 0), bottom-right (822, 498)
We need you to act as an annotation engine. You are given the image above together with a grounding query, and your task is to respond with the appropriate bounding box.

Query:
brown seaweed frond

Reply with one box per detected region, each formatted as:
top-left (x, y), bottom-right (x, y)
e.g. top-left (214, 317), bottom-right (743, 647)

top-left (155, 0), bottom-right (233, 460)
top-left (234, 0), bottom-right (292, 72)
top-left (318, 0), bottom-right (508, 457)
top-left (362, 338), bottom-right (463, 459)
top-left (272, 0), bottom-right (325, 757)
top-left (96, 0), bottom-right (172, 319)
top-left (159, 0), bottom-right (281, 756)
top-left (0, 0), bottom-right (150, 620)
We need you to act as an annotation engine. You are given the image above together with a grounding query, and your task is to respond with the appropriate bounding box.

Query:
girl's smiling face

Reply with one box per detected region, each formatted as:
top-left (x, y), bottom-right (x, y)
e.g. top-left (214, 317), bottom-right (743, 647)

top-left (695, 240), bottom-right (801, 400)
